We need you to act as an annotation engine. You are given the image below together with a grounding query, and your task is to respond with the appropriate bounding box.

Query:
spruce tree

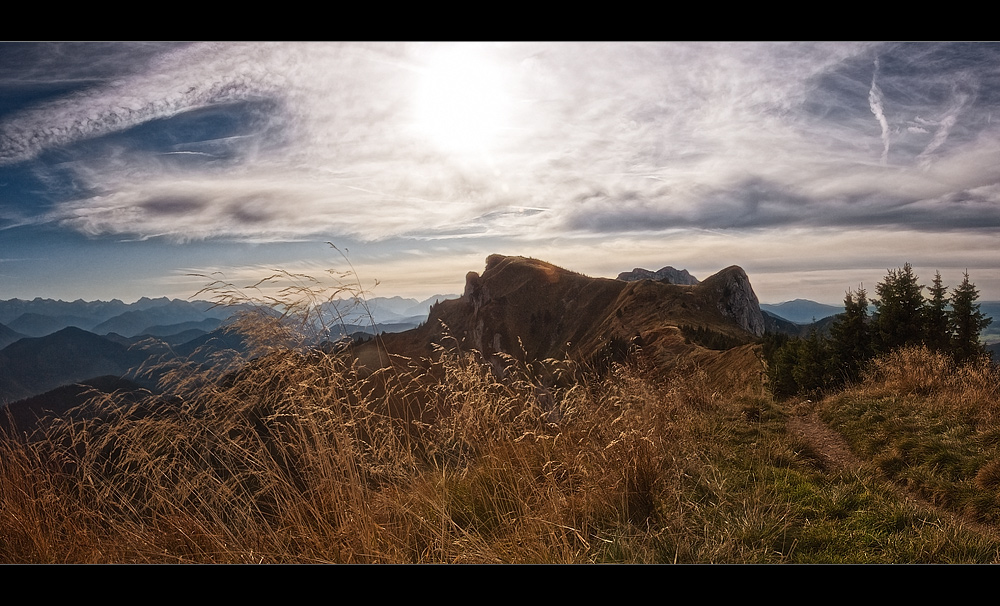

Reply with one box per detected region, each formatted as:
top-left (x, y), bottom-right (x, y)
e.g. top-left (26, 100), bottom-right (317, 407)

top-left (791, 327), bottom-right (830, 398)
top-left (767, 337), bottom-right (802, 399)
top-left (873, 263), bottom-right (925, 353)
top-left (924, 271), bottom-right (951, 352)
top-left (829, 285), bottom-right (872, 386)
top-left (949, 270), bottom-right (991, 362)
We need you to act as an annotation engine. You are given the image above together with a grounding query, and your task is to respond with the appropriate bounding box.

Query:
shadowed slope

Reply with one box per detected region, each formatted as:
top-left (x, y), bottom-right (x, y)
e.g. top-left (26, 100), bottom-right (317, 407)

top-left (356, 255), bottom-right (766, 383)
top-left (0, 327), bottom-right (148, 404)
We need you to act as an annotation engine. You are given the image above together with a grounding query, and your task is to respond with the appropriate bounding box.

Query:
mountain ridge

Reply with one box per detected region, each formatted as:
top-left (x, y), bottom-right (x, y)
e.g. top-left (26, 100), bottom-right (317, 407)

top-left (617, 266), bottom-right (700, 285)
top-left (353, 255), bottom-right (766, 382)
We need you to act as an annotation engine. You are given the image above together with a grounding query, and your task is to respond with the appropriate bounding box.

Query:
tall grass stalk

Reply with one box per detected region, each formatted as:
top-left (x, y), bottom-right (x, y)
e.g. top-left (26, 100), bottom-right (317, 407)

top-left (3, 267), bottom-right (1000, 562)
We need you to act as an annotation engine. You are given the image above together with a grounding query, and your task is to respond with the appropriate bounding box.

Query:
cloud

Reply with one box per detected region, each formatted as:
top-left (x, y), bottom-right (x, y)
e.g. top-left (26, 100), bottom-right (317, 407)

top-left (5, 41), bottom-right (1000, 255)
top-left (868, 57), bottom-right (891, 165)
top-left (916, 77), bottom-right (976, 168)
top-left (0, 43), bottom-right (285, 165)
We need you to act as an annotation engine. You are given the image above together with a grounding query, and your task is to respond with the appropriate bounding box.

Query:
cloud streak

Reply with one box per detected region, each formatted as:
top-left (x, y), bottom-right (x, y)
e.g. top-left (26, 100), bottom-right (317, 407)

top-left (3, 42), bottom-right (1000, 302)
top-left (9, 42), bottom-right (1000, 242)
top-left (869, 58), bottom-right (891, 165)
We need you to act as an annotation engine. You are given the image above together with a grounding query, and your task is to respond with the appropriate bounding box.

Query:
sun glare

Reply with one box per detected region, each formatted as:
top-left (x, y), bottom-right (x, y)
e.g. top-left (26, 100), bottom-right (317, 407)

top-left (412, 46), bottom-right (511, 157)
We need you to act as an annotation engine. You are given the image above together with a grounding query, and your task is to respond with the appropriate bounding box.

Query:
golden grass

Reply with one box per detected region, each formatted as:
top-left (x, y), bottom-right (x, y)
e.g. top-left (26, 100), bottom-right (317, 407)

top-left (0, 283), bottom-right (761, 564)
top-left (859, 346), bottom-right (1000, 425)
top-left (3, 266), bottom-right (999, 563)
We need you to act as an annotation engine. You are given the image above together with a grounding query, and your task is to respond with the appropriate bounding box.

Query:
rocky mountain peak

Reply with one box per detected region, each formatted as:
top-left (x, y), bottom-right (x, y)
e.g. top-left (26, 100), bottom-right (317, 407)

top-left (617, 266), bottom-right (700, 285)
top-left (699, 266), bottom-right (765, 337)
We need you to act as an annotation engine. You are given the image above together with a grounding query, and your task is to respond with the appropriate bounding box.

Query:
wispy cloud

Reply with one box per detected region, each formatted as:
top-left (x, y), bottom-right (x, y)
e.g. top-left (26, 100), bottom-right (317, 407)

top-left (4, 42), bottom-right (1000, 301)
top-left (869, 57), bottom-right (891, 165)
top-left (11, 42), bottom-right (1000, 242)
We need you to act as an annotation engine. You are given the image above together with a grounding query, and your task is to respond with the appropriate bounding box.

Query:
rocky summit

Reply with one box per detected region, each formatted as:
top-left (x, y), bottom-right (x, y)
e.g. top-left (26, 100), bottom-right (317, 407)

top-left (355, 255), bottom-right (766, 378)
top-left (617, 266), bottom-right (700, 285)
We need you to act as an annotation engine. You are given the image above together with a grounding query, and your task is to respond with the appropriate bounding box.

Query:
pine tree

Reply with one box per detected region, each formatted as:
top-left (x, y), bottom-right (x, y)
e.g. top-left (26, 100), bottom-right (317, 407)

top-left (766, 336), bottom-right (802, 399)
top-left (873, 263), bottom-right (925, 353)
top-left (828, 285), bottom-right (872, 386)
top-left (924, 271), bottom-right (950, 352)
top-left (791, 328), bottom-right (831, 398)
top-left (949, 270), bottom-right (991, 362)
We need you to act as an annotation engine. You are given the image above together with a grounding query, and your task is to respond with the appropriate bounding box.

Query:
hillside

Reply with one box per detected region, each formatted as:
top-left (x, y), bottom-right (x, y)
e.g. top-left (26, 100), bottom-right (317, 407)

top-left (358, 255), bottom-right (763, 380)
top-left (0, 323), bottom-right (25, 350)
top-left (0, 327), bottom-right (150, 404)
top-left (3, 255), bottom-right (1000, 564)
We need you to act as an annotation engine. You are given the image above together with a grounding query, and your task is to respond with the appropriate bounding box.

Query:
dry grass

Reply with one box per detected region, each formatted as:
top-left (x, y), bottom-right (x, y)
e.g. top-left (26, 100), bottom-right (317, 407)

top-left (859, 346), bottom-right (1000, 425)
top-left (820, 346), bottom-right (1000, 527)
top-left (3, 270), bottom-right (1000, 563)
top-left (0, 335), bottom-right (698, 562)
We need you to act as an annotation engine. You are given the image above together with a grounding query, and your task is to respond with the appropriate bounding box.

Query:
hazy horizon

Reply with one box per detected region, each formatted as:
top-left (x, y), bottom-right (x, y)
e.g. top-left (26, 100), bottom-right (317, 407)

top-left (3, 42), bottom-right (999, 306)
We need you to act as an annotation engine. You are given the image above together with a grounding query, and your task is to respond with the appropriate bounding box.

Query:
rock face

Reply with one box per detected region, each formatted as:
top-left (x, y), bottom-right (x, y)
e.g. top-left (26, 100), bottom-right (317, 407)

top-left (699, 266), bottom-right (765, 337)
top-left (617, 266), bottom-right (700, 285)
top-left (365, 255), bottom-right (767, 375)
top-left (450, 255), bottom-right (627, 362)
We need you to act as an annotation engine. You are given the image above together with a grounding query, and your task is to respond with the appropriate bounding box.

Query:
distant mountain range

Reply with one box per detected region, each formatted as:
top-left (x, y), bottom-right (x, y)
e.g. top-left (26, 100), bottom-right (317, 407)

top-left (1, 274), bottom-right (996, 420)
top-left (0, 293), bottom-right (462, 406)
top-left (0, 327), bottom-right (150, 403)
top-left (0, 297), bottom-right (237, 338)
top-left (759, 299), bottom-right (845, 324)
top-left (0, 294), bottom-right (460, 339)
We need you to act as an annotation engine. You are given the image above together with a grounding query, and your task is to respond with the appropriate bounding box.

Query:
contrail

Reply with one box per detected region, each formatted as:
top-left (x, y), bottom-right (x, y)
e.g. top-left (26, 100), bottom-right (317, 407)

top-left (868, 57), bottom-right (890, 166)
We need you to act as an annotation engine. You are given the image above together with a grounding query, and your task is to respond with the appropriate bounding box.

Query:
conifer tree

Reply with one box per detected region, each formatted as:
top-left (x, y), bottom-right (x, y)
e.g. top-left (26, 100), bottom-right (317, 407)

top-left (873, 263), bottom-right (925, 353)
top-left (829, 285), bottom-right (872, 385)
top-left (949, 270), bottom-right (991, 362)
top-left (766, 336), bottom-right (802, 399)
top-left (924, 271), bottom-right (951, 352)
top-left (791, 327), bottom-right (831, 397)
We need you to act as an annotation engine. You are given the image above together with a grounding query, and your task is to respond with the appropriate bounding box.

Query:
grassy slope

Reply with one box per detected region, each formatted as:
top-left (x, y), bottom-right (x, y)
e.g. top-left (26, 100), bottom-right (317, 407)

top-left (3, 331), bottom-right (999, 562)
top-left (3, 257), bottom-right (999, 563)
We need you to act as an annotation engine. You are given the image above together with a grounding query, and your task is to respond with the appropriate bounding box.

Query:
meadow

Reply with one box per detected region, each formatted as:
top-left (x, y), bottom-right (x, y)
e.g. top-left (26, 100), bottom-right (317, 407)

top-left (3, 309), bottom-right (1000, 562)
top-left (3, 263), bottom-right (1000, 564)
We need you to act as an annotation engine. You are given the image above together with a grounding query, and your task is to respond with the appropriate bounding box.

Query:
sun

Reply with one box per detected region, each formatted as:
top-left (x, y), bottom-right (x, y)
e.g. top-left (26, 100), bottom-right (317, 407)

top-left (411, 45), bottom-right (511, 157)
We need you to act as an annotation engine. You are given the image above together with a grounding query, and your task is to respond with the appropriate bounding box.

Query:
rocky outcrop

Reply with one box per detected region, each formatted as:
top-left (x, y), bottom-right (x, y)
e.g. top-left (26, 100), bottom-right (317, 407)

top-left (360, 256), bottom-right (767, 376)
top-left (617, 266), bottom-right (700, 285)
top-left (699, 266), bottom-right (765, 337)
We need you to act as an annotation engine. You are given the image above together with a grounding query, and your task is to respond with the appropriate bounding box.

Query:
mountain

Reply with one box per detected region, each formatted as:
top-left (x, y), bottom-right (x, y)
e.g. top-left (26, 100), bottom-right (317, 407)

top-left (354, 255), bottom-right (764, 380)
top-left (0, 375), bottom-right (148, 438)
top-left (138, 318), bottom-right (224, 338)
top-left (0, 298), bottom-right (130, 327)
top-left (0, 323), bottom-right (25, 350)
top-left (617, 266), bottom-right (700, 285)
top-left (0, 297), bottom-right (239, 339)
top-left (0, 327), bottom-right (151, 404)
top-left (759, 299), bottom-right (844, 324)
top-left (92, 301), bottom-right (233, 337)
top-left (7, 312), bottom-right (97, 337)
top-left (0, 322), bottom-right (257, 406)
top-left (763, 310), bottom-right (842, 338)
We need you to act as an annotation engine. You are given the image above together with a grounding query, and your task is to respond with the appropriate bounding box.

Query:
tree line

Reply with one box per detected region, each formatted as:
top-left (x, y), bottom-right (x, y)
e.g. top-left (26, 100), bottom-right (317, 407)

top-left (764, 264), bottom-right (992, 399)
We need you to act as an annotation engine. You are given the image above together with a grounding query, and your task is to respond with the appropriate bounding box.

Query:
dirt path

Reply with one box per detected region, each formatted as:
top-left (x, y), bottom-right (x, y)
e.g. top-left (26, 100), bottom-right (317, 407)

top-left (784, 400), bottom-right (1000, 544)
top-left (786, 404), bottom-right (862, 473)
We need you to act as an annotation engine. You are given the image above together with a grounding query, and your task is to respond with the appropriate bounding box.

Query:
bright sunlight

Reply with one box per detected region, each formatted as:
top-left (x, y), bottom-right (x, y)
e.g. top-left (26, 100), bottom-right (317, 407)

top-left (411, 45), bottom-right (511, 157)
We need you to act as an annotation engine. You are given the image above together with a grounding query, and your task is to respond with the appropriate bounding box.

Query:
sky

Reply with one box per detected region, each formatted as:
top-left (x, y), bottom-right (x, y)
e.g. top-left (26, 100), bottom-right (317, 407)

top-left (1, 41), bottom-right (999, 305)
